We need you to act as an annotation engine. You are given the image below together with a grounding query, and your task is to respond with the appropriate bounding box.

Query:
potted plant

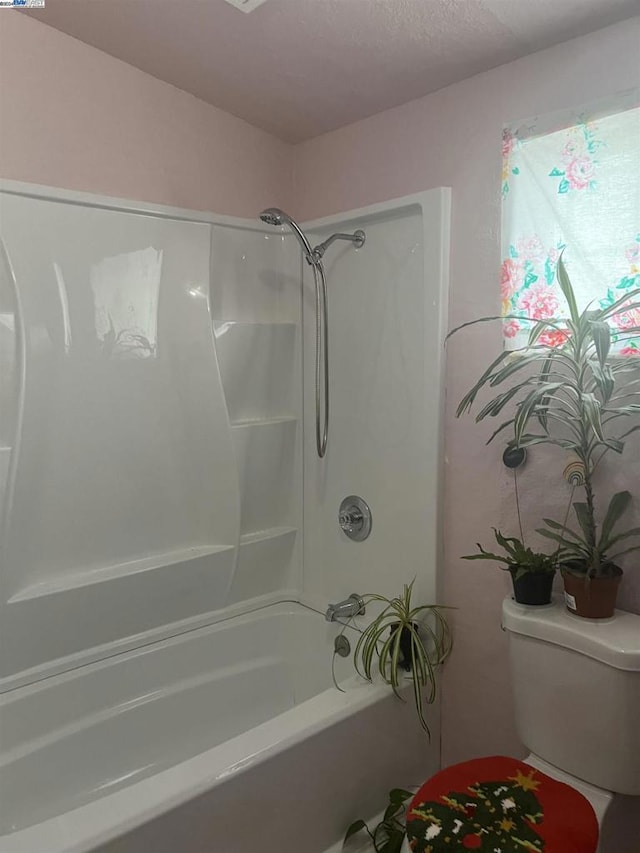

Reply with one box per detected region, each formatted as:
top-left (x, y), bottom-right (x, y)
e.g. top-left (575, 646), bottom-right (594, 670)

top-left (450, 256), bottom-right (640, 618)
top-left (343, 788), bottom-right (414, 853)
top-left (462, 529), bottom-right (556, 605)
top-left (345, 580), bottom-right (452, 735)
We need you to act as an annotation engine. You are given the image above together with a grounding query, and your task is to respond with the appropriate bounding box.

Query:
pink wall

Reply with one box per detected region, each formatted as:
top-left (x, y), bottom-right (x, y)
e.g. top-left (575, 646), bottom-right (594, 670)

top-left (293, 18), bottom-right (640, 766)
top-left (0, 13), bottom-right (291, 218)
top-left (2, 8), bottom-right (639, 772)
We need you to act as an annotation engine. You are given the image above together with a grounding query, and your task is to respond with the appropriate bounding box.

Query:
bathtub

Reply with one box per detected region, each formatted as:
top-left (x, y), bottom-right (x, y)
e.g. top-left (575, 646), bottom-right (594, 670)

top-left (0, 602), bottom-right (439, 853)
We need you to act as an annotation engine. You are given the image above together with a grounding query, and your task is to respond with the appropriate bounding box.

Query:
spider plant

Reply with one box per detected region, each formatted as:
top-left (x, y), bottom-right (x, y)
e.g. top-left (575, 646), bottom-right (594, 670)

top-left (450, 256), bottom-right (640, 581)
top-left (353, 580), bottom-right (452, 735)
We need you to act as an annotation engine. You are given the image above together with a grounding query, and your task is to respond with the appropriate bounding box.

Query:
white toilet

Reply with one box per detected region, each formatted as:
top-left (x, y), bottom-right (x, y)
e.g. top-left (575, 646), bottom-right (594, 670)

top-left (402, 597), bottom-right (640, 851)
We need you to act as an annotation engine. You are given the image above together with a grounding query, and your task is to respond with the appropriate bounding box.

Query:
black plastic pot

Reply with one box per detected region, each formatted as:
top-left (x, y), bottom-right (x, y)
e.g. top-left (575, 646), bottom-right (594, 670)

top-left (509, 569), bottom-right (555, 605)
top-left (389, 622), bottom-right (419, 672)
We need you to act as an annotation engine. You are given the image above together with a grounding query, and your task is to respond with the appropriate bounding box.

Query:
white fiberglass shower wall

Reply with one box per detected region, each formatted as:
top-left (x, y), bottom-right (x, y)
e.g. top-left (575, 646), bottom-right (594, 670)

top-left (0, 184), bottom-right (302, 689)
top-left (0, 182), bottom-right (449, 853)
top-left (302, 190), bottom-right (450, 614)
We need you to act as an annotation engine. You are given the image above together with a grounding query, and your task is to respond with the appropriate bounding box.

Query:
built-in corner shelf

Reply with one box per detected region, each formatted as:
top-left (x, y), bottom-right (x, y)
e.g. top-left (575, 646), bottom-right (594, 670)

top-left (228, 526), bottom-right (298, 605)
top-left (9, 544), bottom-right (236, 603)
top-left (231, 416), bottom-right (297, 429)
top-left (232, 418), bottom-right (297, 536)
top-left (212, 312), bottom-right (301, 607)
top-left (214, 321), bottom-right (298, 335)
top-left (240, 526), bottom-right (297, 547)
top-left (215, 322), bottom-right (298, 425)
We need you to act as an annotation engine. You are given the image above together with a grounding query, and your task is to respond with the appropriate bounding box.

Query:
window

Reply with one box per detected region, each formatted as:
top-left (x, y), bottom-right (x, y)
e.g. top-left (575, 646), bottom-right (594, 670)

top-left (501, 95), bottom-right (640, 354)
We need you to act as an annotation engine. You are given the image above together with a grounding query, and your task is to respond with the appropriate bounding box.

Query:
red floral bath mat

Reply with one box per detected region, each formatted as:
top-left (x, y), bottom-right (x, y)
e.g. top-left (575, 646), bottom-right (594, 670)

top-left (406, 755), bottom-right (599, 852)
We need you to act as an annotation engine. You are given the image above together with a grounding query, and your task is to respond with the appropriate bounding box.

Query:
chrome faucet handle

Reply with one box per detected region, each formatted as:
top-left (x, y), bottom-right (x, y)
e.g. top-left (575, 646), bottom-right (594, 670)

top-left (339, 508), bottom-right (363, 534)
top-left (338, 496), bottom-right (372, 542)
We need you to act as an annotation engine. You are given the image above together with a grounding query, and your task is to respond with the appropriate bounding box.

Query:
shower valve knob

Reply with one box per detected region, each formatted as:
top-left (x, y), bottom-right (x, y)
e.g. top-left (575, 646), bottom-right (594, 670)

top-left (338, 496), bottom-right (372, 542)
top-left (339, 509), bottom-right (363, 533)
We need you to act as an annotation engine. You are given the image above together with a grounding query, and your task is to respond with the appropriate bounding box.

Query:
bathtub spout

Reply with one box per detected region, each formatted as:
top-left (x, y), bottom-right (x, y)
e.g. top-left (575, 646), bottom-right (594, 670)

top-left (325, 594), bottom-right (365, 622)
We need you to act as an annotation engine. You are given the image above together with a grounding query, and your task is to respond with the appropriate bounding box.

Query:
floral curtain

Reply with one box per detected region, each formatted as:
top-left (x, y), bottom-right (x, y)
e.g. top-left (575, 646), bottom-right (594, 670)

top-left (501, 95), bottom-right (640, 354)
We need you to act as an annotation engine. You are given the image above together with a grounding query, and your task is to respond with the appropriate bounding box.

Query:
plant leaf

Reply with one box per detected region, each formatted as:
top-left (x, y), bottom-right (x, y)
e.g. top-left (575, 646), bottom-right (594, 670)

top-left (580, 392), bottom-right (605, 442)
top-left (514, 383), bottom-right (566, 445)
top-left (602, 526), bottom-right (640, 551)
top-left (389, 789), bottom-right (413, 804)
top-left (461, 551), bottom-right (512, 564)
top-left (537, 528), bottom-right (588, 556)
top-left (507, 434), bottom-right (577, 450)
top-left (344, 819), bottom-right (369, 842)
top-left (572, 502), bottom-right (593, 544)
top-left (608, 544), bottom-right (640, 561)
top-left (556, 256), bottom-right (580, 324)
top-left (590, 320), bottom-right (611, 367)
top-left (455, 350), bottom-right (517, 417)
top-left (486, 418), bottom-right (516, 445)
top-left (542, 517), bottom-right (584, 541)
top-left (447, 313), bottom-right (520, 342)
top-left (599, 491), bottom-right (632, 552)
top-left (383, 803), bottom-right (402, 823)
top-left (590, 360), bottom-right (615, 403)
top-left (598, 288), bottom-right (640, 321)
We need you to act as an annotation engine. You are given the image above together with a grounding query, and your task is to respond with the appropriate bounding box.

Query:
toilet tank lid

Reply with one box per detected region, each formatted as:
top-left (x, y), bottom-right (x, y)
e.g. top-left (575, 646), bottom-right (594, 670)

top-left (502, 597), bottom-right (640, 671)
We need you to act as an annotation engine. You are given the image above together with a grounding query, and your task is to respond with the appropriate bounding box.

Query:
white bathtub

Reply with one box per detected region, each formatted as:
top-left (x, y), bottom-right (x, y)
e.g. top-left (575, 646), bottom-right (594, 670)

top-left (0, 602), bottom-right (439, 853)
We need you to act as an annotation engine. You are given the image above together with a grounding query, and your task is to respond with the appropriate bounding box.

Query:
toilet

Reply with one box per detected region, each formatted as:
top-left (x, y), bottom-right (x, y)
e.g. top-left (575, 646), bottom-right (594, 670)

top-left (402, 597), bottom-right (640, 852)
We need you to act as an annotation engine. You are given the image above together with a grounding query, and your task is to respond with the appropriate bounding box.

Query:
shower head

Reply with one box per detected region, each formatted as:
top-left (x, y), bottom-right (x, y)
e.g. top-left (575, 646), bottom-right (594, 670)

top-left (259, 207), bottom-right (315, 263)
top-left (259, 207), bottom-right (286, 227)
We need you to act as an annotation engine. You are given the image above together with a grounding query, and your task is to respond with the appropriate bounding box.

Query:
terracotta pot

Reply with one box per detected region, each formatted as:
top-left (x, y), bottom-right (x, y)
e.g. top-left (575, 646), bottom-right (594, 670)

top-left (561, 566), bottom-right (623, 619)
top-left (509, 569), bottom-right (555, 606)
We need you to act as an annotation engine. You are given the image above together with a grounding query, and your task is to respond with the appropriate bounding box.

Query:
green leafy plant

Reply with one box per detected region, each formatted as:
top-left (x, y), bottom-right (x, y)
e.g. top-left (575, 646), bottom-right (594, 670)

top-left (344, 788), bottom-right (413, 853)
top-left (462, 528), bottom-right (556, 580)
top-left (352, 580), bottom-right (452, 734)
top-left (450, 256), bottom-right (640, 579)
top-left (541, 489), bottom-right (638, 577)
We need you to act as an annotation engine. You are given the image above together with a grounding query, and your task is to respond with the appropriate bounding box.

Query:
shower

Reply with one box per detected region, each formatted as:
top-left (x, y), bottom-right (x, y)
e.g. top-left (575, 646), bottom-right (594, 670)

top-left (259, 207), bottom-right (365, 458)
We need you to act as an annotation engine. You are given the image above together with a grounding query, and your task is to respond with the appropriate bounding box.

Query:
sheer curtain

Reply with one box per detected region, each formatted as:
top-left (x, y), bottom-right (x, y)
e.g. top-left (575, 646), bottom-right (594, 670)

top-left (501, 94), bottom-right (640, 354)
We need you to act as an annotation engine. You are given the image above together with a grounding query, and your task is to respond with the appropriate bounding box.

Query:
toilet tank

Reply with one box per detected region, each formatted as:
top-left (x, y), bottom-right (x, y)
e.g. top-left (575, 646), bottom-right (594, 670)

top-left (502, 597), bottom-right (640, 796)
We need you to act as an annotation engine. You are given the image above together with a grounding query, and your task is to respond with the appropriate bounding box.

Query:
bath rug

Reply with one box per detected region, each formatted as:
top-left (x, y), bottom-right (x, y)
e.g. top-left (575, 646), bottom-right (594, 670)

top-left (405, 755), bottom-right (598, 852)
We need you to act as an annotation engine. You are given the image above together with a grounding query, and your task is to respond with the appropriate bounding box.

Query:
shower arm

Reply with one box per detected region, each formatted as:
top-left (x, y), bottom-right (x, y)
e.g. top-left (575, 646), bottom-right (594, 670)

top-left (311, 230), bottom-right (366, 262)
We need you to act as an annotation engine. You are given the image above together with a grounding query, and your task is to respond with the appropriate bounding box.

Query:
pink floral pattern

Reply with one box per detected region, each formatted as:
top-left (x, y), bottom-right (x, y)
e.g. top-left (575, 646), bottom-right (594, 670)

top-left (564, 156), bottom-right (596, 190)
top-left (503, 319), bottom-right (520, 339)
top-left (538, 329), bottom-right (569, 348)
top-left (502, 104), bottom-right (639, 354)
top-left (611, 301), bottom-right (640, 332)
top-left (518, 282), bottom-right (560, 320)
top-left (500, 259), bottom-right (523, 302)
top-left (625, 242), bottom-right (640, 268)
top-left (620, 344), bottom-right (640, 357)
top-left (598, 237), bottom-right (640, 348)
top-left (501, 238), bottom-right (566, 340)
top-left (548, 122), bottom-right (601, 194)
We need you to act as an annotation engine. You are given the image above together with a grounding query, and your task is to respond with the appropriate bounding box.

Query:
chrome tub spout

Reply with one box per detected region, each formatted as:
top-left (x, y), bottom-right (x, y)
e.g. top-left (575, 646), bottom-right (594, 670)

top-left (325, 594), bottom-right (366, 622)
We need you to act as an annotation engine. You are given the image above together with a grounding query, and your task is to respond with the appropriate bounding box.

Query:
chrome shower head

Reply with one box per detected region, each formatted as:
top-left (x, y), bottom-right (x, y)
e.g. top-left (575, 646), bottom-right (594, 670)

top-left (259, 207), bottom-right (286, 227)
top-left (258, 207), bottom-right (315, 262)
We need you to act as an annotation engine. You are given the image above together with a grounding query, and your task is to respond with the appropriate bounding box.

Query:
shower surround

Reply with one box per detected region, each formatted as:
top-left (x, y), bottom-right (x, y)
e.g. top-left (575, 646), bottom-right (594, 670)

top-left (0, 181), bottom-right (449, 852)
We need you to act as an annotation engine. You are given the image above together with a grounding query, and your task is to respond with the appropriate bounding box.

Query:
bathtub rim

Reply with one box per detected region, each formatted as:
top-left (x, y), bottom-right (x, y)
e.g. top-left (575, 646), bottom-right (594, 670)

top-left (1, 679), bottom-right (393, 853)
